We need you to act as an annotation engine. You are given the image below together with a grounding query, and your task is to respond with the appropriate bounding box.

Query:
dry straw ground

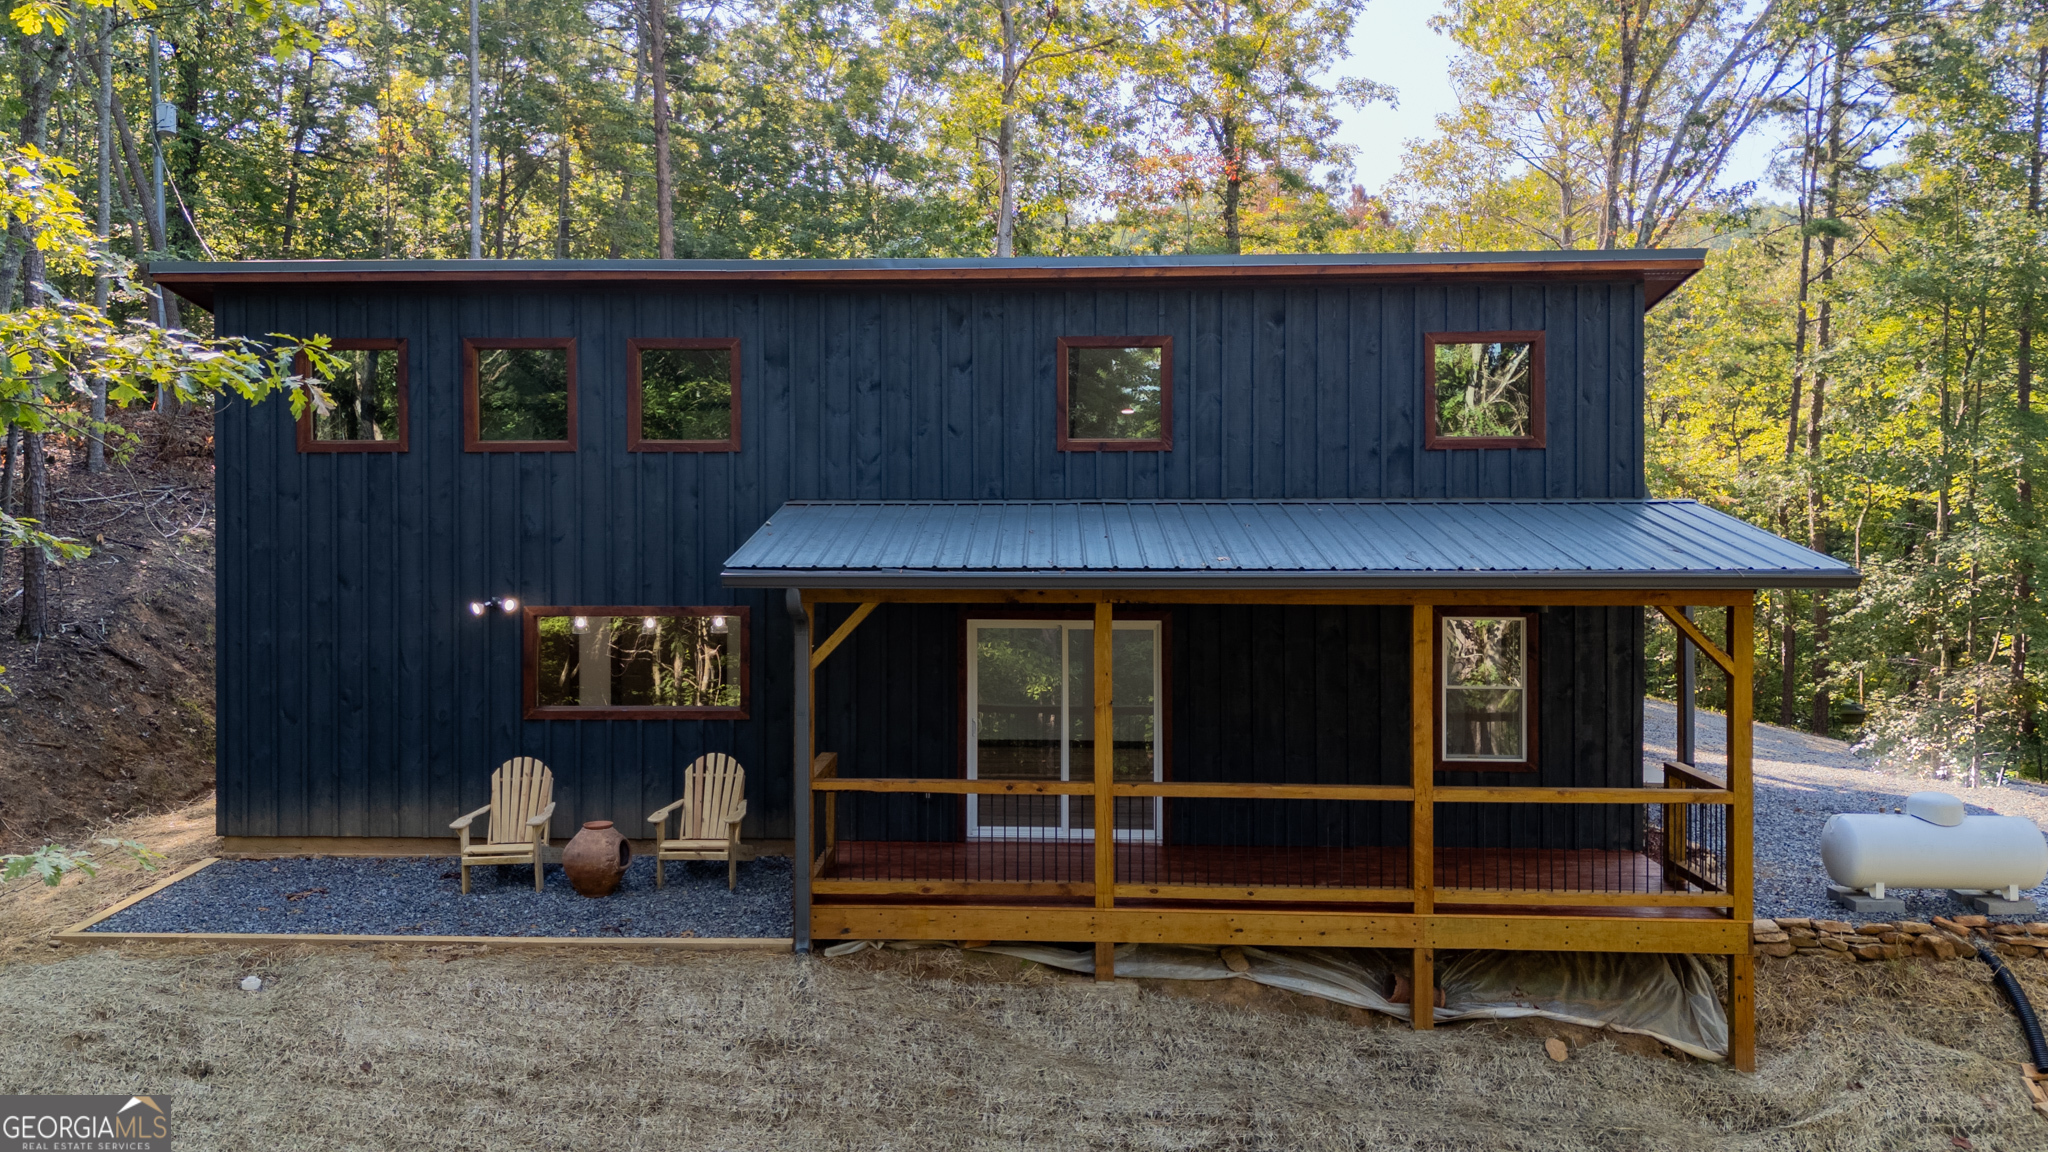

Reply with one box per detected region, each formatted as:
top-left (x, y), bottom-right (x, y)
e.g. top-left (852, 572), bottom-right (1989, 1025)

top-left (4, 798), bottom-right (2048, 1151)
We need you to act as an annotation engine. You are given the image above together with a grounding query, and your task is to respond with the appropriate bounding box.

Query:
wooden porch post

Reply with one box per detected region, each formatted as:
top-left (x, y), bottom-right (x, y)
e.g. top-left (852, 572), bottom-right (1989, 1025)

top-left (1410, 603), bottom-right (1435, 1028)
top-left (1729, 596), bottom-right (1756, 1071)
top-left (1677, 607), bottom-right (1696, 766)
top-left (1094, 599), bottom-right (1116, 981)
top-left (788, 588), bottom-right (813, 954)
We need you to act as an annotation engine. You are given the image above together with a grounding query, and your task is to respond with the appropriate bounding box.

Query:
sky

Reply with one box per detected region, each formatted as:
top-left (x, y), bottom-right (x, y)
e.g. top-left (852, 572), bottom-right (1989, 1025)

top-left (1330, 2), bottom-right (1782, 197)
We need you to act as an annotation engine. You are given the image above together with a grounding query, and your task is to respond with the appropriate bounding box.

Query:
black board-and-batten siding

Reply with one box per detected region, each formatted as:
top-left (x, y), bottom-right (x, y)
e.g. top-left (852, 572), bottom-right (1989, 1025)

top-left (211, 280), bottom-right (1648, 841)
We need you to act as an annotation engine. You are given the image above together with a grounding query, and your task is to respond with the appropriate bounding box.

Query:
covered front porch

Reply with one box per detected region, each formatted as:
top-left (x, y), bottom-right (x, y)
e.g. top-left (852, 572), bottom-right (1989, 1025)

top-left (726, 500), bottom-right (1862, 1071)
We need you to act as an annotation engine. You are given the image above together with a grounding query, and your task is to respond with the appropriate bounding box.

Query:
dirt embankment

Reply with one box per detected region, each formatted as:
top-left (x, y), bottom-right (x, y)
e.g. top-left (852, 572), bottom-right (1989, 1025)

top-left (0, 407), bottom-right (220, 853)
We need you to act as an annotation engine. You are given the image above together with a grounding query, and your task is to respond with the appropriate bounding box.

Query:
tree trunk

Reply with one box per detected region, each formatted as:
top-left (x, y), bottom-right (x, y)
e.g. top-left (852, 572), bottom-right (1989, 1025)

top-left (1598, 3), bottom-right (1641, 249)
top-left (648, 0), bottom-right (673, 259)
top-left (556, 132), bottom-right (573, 258)
top-left (1, 425), bottom-right (17, 517)
top-left (15, 243), bottom-right (48, 643)
top-left (2017, 45), bottom-right (2046, 750)
top-left (1808, 52), bottom-right (1846, 736)
top-left (111, 92), bottom-right (180, 335)
top-left (89, 6), bottom-right (112, 474)
top-left (995, 0), bottom-right (1018, 258)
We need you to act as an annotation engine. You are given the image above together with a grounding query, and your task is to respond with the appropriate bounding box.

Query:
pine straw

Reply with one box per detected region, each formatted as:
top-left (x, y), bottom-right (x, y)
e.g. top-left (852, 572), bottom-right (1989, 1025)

top-left (0, 938), bottom-right (2043, 1151)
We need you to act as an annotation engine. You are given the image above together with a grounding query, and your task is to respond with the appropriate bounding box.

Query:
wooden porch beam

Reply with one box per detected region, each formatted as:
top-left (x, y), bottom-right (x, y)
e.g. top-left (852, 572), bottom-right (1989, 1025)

top-left (1658, 605), bottom-right (1736, 676)
top-left (809, 601), bottom-right (878, 669)
top-left (1436, 786), bottom-right (1732, 805)
top-left (812, 777), bottom-right (1095, 795)
top-left (802, 587), bottom-right (1754, 607)
top-left (811, 904), bottom-right (1751, 954)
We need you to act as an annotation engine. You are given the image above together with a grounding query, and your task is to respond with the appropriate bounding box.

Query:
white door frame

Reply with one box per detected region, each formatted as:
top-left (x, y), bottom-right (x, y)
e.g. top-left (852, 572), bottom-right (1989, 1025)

top-left (965, 618), bottom-right (1162, 842)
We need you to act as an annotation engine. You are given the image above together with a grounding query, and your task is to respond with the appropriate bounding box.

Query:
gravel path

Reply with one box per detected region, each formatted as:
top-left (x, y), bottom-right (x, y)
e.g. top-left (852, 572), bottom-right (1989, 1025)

top-left (1644, 699), bottom-right (2048, 922)
top-left (88, 855), bottom-right (791, 938)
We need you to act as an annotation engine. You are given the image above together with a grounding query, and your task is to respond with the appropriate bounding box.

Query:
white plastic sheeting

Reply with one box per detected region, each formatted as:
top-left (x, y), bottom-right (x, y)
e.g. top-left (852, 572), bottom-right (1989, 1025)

top-left (953, 943), bottom-right (1728, 1061)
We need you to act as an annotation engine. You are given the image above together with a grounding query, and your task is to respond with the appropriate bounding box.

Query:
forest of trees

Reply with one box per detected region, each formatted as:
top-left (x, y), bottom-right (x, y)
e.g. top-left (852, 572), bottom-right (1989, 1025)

top-left (2, 0), bottom-right (2045, 782)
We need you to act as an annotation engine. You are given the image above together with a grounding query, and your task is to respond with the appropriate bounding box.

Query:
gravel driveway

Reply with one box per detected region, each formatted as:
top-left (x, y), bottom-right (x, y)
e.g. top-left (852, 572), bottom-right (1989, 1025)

top-left (1644, 699), bottom-right (2048, 921)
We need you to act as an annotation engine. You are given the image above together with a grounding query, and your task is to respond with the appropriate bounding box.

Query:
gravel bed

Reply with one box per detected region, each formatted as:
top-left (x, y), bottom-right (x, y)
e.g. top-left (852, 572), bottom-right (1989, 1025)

top-left (88, 855), bottom-right (791, 938)
top-left (1645, 699), bottom-right (2048, 923)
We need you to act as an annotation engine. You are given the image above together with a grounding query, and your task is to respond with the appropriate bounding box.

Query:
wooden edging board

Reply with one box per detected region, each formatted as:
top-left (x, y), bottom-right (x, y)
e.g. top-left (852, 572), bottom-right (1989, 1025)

top-left (52, 854), bottom-right (793, 952)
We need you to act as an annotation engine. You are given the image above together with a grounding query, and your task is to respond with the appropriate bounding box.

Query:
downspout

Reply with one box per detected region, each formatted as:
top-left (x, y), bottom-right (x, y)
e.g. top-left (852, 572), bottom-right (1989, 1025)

top-left (788, 587), bottom-right (811, 953)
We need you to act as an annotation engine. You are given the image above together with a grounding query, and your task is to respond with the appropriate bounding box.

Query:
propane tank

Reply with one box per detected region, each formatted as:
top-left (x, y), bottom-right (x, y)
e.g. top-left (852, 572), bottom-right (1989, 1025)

top-left (1820, 791), bottom-right (2047, 899)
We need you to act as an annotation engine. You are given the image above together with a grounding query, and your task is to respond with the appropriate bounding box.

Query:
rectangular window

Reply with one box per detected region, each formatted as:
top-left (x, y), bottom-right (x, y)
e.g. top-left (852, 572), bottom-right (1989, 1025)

top-left (1424, 331), bottom-right (1545, 449)
top-left (629, 338), bottom-right (740, 451)
top-left (1056, 336), bottom-right (1172, 451)
top-left (464, 338), bottom-right (576, 451)
top-left (295, 340), bottom-right (407, 452)
top-left (965, 618), bottom-right (1162, 840)
top-left (1437, 610), bottom-right (1537, 771)
top-left (523, 607), bottom-right (749, 720)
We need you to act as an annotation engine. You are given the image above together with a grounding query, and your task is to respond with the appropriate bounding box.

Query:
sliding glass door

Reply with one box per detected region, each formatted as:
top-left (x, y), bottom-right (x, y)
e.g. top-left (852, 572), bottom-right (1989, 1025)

top-left (966, 619), bottom-right (1161, 841)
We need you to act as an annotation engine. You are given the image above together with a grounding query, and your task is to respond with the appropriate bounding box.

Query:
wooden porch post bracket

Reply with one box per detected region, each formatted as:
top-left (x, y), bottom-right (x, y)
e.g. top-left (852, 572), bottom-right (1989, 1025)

top-left (1657, 605), bottom-right (1735, 676)
top-left (1410, 604), bottom-right (1435, 1030)
top-left (809, 601), bottom-right (878, 669)
top-left (1728, 595), bottom-right (1757, 1072)
top-left (1093, 598), bottom-right (1116, 981)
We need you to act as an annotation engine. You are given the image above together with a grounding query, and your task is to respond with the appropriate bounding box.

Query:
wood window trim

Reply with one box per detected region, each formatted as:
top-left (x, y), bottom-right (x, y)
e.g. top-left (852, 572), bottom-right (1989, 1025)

top-left (522, 605), bottom-right (751, 721)
top-left (463, 337), bottom-right (578, 453)
top-left (1432, 607), bottom-right (1539, 774)
top-left (294, 339), bottom-right (408, 453)
top-left (628, 337), bottom-right (741, 452)
top-left (1422, 330), bottom-right (1546, 450)
top-left (1055, 335), bottom-right (1174, 452)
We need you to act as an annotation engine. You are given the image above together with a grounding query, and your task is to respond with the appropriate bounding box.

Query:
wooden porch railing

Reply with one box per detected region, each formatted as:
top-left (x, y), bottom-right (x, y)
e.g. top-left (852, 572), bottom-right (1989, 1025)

top-left (808, 764), bottom-right (1738, 912)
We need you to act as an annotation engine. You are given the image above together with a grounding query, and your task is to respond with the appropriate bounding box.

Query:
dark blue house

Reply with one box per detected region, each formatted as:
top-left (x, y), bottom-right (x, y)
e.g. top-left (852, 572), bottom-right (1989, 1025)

top-left (161, 251), bottom-right (1858, 1069)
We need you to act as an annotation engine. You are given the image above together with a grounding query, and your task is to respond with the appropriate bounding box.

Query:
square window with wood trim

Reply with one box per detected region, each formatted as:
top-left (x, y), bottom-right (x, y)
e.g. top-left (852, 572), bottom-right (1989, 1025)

top-left (629, 338), bottom-right (740, 451)
top-left (464, 338), bottom-right (576, 451)
top-left (1424, 331), bottom-right (1545, 449)
top-left (1057, 337), bottom-right (1171, 450)
top-left (1436, 609), bottom-right (1538, 772)
top-left (295, 340), bottom-right (407, 452)
top-left (523, 607), bottom-right (749, 720)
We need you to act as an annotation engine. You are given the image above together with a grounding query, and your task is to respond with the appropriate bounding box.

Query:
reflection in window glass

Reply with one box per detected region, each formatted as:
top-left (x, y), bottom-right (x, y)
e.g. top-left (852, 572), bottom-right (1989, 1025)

top-left (1067, 346), bottom-right (1162, 441)
top-left (1434, 340), bottom-right (1534, 438)
top-left (536, 613), bottom-right (739, 709)
top-left (1442, 615), bottom-right (1527, 761)
top-left (476, 347), bottom-right (570, 441)
top-left (639, 348), bottom-right (733, 440)
top-left (974, 625), bottom-right (1063, 829)
top-left (1067, 626), bottom-right (1158, 832)
top-left (311, 348), bottom-right (401, 441)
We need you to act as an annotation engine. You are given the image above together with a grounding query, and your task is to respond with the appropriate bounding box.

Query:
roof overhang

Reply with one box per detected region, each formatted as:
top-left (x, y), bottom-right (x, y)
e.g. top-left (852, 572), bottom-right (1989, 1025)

top-left (150, 251), bottom-right (1706, 313)
top-left (721, 500), bottom-right (1861, 593)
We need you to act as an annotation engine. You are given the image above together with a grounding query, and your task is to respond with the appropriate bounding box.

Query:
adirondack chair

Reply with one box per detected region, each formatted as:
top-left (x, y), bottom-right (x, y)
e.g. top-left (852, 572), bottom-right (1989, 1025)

top-left (450, 757), bottom-right (558, 893)
top-left (647, 753), bottom-right (750, 890)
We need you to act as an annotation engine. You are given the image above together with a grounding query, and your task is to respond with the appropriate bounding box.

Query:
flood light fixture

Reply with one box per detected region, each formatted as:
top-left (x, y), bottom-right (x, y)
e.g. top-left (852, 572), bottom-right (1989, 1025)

top-left (469, 596), bottom-right (519, 616)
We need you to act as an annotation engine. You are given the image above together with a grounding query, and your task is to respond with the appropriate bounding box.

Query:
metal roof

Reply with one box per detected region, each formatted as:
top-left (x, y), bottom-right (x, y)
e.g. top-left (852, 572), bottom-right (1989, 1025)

top-left (720, 499), bottom-right (1860, 591)
top-left (150, 250), bottom-right (1705, 311)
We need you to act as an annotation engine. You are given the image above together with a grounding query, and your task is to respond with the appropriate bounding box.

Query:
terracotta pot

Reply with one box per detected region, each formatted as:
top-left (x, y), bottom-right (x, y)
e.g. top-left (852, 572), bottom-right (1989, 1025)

top-left (562, 821), bottom-right (631, 898)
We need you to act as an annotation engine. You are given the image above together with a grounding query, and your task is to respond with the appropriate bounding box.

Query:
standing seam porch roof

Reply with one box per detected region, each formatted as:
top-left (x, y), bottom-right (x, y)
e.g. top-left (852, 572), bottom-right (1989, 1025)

top-left (720, 500), bottom-right (1861, 590)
